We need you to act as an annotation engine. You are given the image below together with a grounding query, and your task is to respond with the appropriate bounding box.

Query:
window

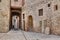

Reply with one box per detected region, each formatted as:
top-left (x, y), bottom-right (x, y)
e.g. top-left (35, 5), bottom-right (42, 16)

top-left (39, 9), bottom-right (43, 16)
top-left (14, 0), bottom-right (18, 2)
top-left (0, 0), bottom-right (1, 2)
top-left (23, 14), bottom-right (25, 19)
top-left (23, 20), bottom-right (25, 30)
top-left (54, 5), bottom-right (58, 11)
top-left (48, 4), bottom-right (50, 7)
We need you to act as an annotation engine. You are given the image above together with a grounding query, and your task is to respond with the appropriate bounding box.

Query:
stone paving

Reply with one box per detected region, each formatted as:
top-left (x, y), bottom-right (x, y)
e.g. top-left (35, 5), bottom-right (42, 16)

top-left (0, 30), bottom-right (60, 40)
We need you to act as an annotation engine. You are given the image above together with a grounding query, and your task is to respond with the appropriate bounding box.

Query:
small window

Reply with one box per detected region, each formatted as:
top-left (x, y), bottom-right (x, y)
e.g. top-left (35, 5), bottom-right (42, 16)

top-left (23, 14), bottom-right (25, 19)
top-left (14, 0), bottom-right (18, 2)
top-left (48, 4), bottom-right (50, 7)
top-left (0, 0), bottom-right (1, 2)
top-left (54, 5), bottom-right (58, 11)
top-left (39, 9), bottom-right (43, 16)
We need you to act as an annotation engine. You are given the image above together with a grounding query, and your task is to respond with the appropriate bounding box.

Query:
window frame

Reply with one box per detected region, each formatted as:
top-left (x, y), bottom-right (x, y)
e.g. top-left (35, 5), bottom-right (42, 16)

top-left (39, 9), bottom-right (43, 16)
top-left (14, 0), bottom-right (18, 2)
top-left (48, 3), bottom-right (50, 7)
top-left (0, 0), bottom-right (1, 2)
top-left (23, 14), bottom-right (25, 19)
top-left (54, 5), bottom-right (58, 11)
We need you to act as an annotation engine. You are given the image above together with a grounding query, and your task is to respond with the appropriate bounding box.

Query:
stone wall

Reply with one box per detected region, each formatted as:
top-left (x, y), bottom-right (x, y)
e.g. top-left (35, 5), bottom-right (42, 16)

top-left (0, 0), bottom-right (60, 35)
top-left (0, 0), bottom-right (10, 32)
top-left (11, 0), bottom-right (22, 8)
top-left (51, 0), bottom-right (60, 35)
top-left (23, 0), bottom-right (52, 33)
top-left (23, 0), bottom-right (60, 35)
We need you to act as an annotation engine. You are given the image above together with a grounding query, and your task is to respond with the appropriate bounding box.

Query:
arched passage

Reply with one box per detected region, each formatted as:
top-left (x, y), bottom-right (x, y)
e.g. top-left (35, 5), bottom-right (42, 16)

top-left (9, 10), bottom-right (22, 30)
top-left (27, 15), bottom-right (33, 31)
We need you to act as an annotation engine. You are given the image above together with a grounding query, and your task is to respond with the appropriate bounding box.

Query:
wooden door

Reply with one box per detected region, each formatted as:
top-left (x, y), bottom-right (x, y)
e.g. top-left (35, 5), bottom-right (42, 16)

top-left (27, 15), bottom-right (33, 31)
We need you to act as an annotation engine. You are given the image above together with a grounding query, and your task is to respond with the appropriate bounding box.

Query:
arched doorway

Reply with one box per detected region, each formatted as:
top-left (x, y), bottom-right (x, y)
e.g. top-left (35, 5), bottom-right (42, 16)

top-left (9, 10), bottom-right (22, 30)
top-left (27, 15), bottom-right (33, 32)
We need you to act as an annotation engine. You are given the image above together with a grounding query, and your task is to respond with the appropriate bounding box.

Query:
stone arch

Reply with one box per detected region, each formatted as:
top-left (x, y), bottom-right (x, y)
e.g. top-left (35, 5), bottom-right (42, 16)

top-left (27, 15), bottom-right (33, 32)
top-left (9, 10), bottom-right (22, 30)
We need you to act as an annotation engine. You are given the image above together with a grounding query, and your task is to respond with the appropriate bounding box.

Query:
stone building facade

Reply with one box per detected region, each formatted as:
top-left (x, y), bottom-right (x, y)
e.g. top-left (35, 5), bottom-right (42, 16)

top-left (23, 0), bottom-right (60, 35)
top-left (0, 0), bottom-right (60, 35)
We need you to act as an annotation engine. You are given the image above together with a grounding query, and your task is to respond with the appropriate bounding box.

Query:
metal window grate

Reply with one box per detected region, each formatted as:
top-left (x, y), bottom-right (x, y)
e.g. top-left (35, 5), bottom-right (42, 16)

top-left (39, 9), bottom-right (43, 16)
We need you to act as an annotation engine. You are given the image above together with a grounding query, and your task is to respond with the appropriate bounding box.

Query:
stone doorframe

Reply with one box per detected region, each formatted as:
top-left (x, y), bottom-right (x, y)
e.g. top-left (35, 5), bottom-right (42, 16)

top-left (27, 15), bottom-right (33, 32)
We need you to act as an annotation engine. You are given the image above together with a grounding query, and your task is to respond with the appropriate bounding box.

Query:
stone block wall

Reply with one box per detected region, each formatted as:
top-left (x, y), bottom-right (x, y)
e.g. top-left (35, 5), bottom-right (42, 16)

top-left (11, 0), bottom-right (22, 8)
top-left (0, 0), bottom-right (60, 35)
top-left (23, 0), bottom-right (52, 33)
top-left (0, 0), bottom-right (10, 32)
top-left (49, 0), bottom-right (60, 35)
top-left (23, 0), bottom-right (60, 35)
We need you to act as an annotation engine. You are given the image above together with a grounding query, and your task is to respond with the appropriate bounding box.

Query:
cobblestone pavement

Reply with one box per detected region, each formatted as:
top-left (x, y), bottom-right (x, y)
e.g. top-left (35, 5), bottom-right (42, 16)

top-left (0, 30), bottom-right (60, 40)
